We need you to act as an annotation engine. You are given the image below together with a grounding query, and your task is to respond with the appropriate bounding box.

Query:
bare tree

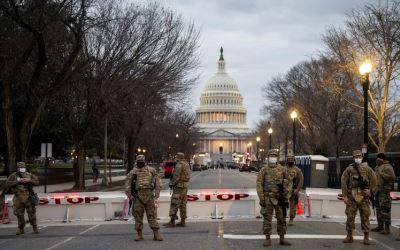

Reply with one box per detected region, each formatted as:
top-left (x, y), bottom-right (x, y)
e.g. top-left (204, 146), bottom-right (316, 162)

top-left (0, 0), bottom-right (92, 174)
top-left (323, 0), bottom-right (400, 152)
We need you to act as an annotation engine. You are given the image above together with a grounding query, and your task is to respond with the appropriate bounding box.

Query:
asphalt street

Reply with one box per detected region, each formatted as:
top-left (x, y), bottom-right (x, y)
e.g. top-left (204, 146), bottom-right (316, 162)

top-left (1, 220), bottom-right (399, 250)
top-left (161, 168), bottom-right (258, 190)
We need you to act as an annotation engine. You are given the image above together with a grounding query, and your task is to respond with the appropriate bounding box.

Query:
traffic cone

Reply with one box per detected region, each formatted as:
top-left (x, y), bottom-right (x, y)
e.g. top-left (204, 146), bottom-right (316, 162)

top-left (297, 200), bottom-right (304, 215)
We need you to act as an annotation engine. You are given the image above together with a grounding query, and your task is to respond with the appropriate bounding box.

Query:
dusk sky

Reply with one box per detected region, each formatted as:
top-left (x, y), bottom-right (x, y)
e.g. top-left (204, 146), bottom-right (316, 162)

top-left (153, 0), bottom-right (376, 128)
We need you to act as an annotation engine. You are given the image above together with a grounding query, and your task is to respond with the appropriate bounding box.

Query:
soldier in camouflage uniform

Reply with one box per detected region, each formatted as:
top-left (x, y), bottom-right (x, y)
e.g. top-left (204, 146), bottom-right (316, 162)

top-left (286, 153), bottom-right (303, 226)
top-left (257, 149), bottom-right (291, 247)
top-left (341, 150), bottom-right (376, 245)
top-left (371, 152), bottom-right (395, 235)
top-left (164, 152), bottom-right (191, 227)
top-left (6, 162), bottom-right (39, 235)
top-left (125, 155), bottom-right (163, 241)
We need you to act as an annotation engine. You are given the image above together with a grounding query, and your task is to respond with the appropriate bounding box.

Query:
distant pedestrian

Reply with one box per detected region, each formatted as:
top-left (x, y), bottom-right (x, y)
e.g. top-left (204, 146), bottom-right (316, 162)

top-left (6, 162), bottom-right (39, 235)
top-left (92, 161), bottom-right (99, 183)
top-left (341, 150), bottom-right (376, 245)
top-left (371, 152), bottom-right (395, 235)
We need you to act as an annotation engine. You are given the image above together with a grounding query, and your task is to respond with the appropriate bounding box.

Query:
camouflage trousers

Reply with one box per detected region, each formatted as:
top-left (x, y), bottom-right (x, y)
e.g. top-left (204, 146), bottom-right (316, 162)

top-left (169, 187), bottom-right (188, 220)
top-left (345, 197), bottom-right (370, 233)
top-left (261, 197), bottom-right (286, 235)
top-left (289, 194), bottom-right (299, 219)
top-left (0, 195), bottom-right (9, 223)
top-left (13, 197), bottom-right (37, 229)
top-left (132, 192), bottom-right (159, 231)
top-left (375, 191), bottom-right (391, 228)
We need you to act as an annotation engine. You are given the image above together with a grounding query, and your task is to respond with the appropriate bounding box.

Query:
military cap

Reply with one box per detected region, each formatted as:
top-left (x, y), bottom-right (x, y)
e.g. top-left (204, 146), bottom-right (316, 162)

top-left (175, 152), bottom-right (185, 160)
top-left (17, 162), bottom-right (26, 168)
top-left (268, 149), bottom-right (279, 156)
top-left (287, 153), bottom-right (295, 159)
top-left (353, 150), bottom-right (362, 157)
top-left (377, 152), bottom-right (386, 160)
top-left (136, 154), bottom-right (145, 162)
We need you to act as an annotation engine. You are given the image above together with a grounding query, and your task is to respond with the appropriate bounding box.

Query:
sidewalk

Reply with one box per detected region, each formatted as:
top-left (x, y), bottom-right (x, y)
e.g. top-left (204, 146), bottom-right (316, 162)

top-left (34, 172), bottom-right (127, 193)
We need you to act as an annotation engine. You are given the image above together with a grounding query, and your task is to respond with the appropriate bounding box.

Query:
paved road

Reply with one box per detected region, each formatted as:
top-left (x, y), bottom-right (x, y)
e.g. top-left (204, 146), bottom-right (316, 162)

top-left (161, 169), bottom-right (258, 190)
top-left (0, 220), bottom-right (399, 250)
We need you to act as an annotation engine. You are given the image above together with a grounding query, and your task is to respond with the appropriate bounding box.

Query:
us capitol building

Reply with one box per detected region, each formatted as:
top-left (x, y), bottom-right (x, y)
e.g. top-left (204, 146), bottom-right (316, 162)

top-left (195, 47), bottom-right (251, 163)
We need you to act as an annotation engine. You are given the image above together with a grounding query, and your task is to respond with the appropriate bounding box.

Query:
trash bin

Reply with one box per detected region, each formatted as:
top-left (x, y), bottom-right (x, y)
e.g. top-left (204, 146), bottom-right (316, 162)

top-left (295, 155), bottom-right (329, 188)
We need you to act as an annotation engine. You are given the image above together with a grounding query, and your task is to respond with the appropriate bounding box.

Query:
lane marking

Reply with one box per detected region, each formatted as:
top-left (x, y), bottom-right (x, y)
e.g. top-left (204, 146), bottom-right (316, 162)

top-left (45, 237), bottom-right (75, 250)
top-left (223, 234), bottom-right (366, 240)
top-left (219, 169), bottom-right (222, 185)
top-left (0, 239), bottom-right (11, 246)
top-left (78, 224), bottom-right (100, 235)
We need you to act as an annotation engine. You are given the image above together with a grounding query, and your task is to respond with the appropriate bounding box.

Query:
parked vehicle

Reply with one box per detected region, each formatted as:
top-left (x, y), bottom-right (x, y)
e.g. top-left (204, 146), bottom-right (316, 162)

top-left (162, 160), bottom-right (176, 178)
top-left (238, 162), bottom-right (251, 172)
top-left (192, 164), bottom-right (202, 171)
top-left (227, 161), bottom-right (239, 169)
top-left (250, 161), bottom-right (261, 172)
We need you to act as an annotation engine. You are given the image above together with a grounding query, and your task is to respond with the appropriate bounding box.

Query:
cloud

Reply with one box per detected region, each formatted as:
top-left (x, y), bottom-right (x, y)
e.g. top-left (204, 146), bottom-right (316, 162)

top-left (151, 0), bottom-right (374, 128)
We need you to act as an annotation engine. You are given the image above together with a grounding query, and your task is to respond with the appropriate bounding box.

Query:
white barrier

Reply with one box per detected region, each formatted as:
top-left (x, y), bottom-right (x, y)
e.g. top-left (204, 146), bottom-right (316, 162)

top-left (4, 188), bottom-right (399, 223)
top-left (305, 188), bottom-right (400, 219)
top-left (3, 189), bottom-right (261, 223)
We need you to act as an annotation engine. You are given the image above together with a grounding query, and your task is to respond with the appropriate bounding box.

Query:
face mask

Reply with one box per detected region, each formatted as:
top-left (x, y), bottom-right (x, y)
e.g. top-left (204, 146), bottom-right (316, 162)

top-left (354, 158), bottom-right (362, 165)
top-left (376, 159), bottom-right (384, 166)
top-left (269, 157), bottom-right (277, 164)
top-left (287, 162), bottom-right (294, 166)
top-left (18, 168), bottom-right (26, 173)
top-left (137, 162), bottom-right (145, 168)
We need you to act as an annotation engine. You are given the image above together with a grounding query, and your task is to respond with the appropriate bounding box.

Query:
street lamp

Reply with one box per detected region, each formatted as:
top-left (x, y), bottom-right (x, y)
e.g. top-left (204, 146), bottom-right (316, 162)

top-left (256, 137), bottom-right (261, 161)
top-left (359, 61), bottom-right (372, 163)
top-left (267, 121), bottom-right (273, 150)
top-left (248, 142), bottom-right (253, 159)
top-left (138, 148), bottom-right (142, 153)
top-left (142, 149), bottom-right (146, 154)
top-left (290, 110), bottom-right (298, 155)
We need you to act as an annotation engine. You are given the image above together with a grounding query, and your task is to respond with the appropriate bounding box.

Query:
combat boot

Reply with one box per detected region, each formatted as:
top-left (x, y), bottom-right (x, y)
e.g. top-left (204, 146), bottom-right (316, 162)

top-left (279, 235), bottom-right (291, 246)
top-left (134, 229), bottom-right (143, 241)
top-left (263, 235), bottom-right (271, 247)
top-left (153, 230), bottom-right (163, 241)
top-left (288, 218), bottom-right (294, 226)
top-left (371, 225), bottom-right (383, 232)
top-left (163, 219), bottom-right (175, 227)
top-left (363, 232), bottom-right (370, 245)
top-left (32, 226), bottom-right (39, 234)
top-left (342, 231), bottom-right (353, 243)
top-left (381, 224), bottom-right (390, 235)
top-left (16, 227), bottom-right (24, 235)
top-left (176, 219), bottom-right (186, 227)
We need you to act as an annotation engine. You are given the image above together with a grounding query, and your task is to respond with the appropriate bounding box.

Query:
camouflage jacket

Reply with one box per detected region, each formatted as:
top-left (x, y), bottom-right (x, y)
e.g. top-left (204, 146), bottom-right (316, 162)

top-left (375, 161), bottom-right (395, 192)
top-left (257, 163), bottom-right (289, 200)
top-left (6, 172), bottom-right (39, 200)
top-left (170, 160), bottom-right (191, 188)
top-left (125, 165), bottom-right (160, 199)
top-left (286, 165), bottom-right (304, 194)
top-left (341, 163), bottom-right (376, 198)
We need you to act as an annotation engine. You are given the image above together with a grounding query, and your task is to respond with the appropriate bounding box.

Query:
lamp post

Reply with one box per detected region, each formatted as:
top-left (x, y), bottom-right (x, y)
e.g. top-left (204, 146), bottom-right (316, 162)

top-left (248, 142), bottom-right (253, 159)
top-left (290, 111), bottom-right (298, 155)
top-left (359, 61), bottom-right (372, 163)
top-left (175, 133), bottom-right (179, 155)
top-left (267, 121), bottom-right (273, 150)
top-left (256, 137), bottom-right (260, 162)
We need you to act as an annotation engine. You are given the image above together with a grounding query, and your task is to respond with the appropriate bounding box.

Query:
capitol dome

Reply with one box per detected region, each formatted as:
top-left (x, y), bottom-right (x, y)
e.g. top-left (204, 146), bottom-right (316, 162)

top-left (195, 47), bottom-right (250, 159)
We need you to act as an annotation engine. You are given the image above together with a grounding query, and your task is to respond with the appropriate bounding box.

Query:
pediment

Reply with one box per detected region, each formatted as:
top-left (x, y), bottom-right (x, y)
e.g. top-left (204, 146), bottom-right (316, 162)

top-left (205, 129), bottom-right (237, 137)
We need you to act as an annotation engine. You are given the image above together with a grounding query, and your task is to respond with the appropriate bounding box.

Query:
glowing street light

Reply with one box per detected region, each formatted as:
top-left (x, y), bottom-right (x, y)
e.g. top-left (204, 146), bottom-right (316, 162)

top-left (359, 60), bottom-right (372, 162)
top-left (290, 110), bottom-right (298, 154)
